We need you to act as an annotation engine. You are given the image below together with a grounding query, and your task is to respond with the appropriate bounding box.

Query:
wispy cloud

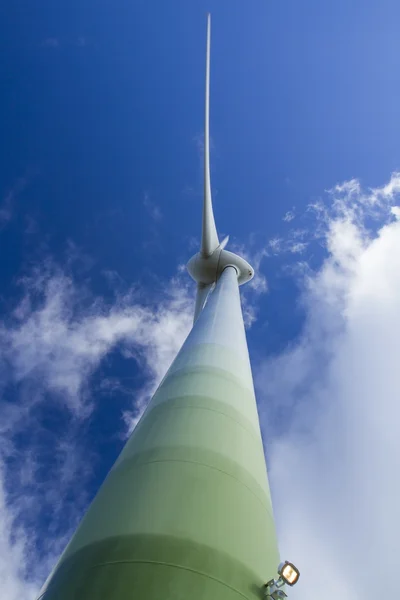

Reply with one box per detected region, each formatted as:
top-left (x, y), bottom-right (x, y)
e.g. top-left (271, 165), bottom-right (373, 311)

top-left (257, 172), bottom-right (400, 599)
top-left (263, 173), bottom-right (400, 262)
top-left (0, 176), bottom-right (29, 229)
top-left (283, 209), bottom-right (295, 222)
top-left (41, 37), bottom-right (90, 49)
top-left (263, 230), bottom-right (309, 258)
top-left (0, 468), bottom-right (37, 600)
top-left (1, 257), bottom-right (193, 419)
top-left (141, 191), bottom-right (164, 254)
top-left (143, 192), bottom-right (162, 222)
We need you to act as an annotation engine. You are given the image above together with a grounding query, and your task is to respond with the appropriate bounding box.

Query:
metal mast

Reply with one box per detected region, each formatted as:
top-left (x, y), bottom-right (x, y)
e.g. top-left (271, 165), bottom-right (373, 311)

top-left (37, 15), bottom-right (284, 600)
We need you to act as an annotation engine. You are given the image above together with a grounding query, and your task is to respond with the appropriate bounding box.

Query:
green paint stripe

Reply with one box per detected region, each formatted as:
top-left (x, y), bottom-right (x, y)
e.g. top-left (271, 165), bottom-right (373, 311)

top-left (115, 456), bottom-right (272, 513)
top-left (150, 368), bottom-right (260, 427)
top-left (153, 402), bottom-right (260, 439)
top-left (61, 456), bottom-right (278, 574)
top-left (39, 534), bottom-right (278, 600)
top-left (116, 403), bottom-right (272, 506)
top-left (165, 343), bottom-right (254, 391)
top-left (114, 445), bottom-right (274, 513)
top-left (80, 560), bottom-right (251, 600)
top-left (127, 395), bottom-right (263, 450)
top-left (162, 364), bottom-right (254, 398)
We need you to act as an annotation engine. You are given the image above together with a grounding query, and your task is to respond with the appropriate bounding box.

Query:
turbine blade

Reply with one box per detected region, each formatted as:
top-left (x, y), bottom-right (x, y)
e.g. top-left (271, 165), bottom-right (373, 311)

top-left (201, 14), bottom-right (219, 257)
top-left (193, 282), bottom-right (213, 322)
top-left (219, 234), bottom-right (229, 250)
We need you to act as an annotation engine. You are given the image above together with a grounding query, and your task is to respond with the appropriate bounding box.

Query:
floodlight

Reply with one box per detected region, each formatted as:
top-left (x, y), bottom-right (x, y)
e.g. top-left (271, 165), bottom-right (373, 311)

top-left (278, 561), bottom-right (300, 586)
top-left (264, 561), bottom-right (300, 598)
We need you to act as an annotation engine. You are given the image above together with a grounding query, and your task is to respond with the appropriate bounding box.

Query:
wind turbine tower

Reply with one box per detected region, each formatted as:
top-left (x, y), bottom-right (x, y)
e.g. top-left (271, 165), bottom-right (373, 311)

top-left (37, 15), bottom-right (299, 600)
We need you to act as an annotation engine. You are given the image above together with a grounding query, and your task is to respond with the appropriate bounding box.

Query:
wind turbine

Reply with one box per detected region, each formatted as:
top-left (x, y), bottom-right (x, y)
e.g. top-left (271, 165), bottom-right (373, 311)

top-left (37, 14), bottom-right (299, 600)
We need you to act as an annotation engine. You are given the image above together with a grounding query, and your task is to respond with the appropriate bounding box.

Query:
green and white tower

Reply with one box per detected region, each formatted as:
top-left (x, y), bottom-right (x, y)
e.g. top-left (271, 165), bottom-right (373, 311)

top-left (37, 15), bottom-right (299, 600)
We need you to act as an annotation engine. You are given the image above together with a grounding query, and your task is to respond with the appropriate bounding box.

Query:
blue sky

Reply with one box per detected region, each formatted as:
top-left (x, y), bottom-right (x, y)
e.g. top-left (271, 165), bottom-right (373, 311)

top-left (1, 2), bottom-right (400, 599)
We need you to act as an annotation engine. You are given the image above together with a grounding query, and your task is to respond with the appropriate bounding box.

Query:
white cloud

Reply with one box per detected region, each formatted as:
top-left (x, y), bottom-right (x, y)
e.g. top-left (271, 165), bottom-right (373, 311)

top-left (391, 205), bottom-right (400, 219)
top-left (41, 37), bottom-right (90, 49)
top-left (257, 172), bottom-right (400, 599)
top-left (1, 262), bottom-right (192, 417)
top-left (265, 230), bottom-right (309, 257)
top-left (0, 176), bottom-right (29, 228)
top-left (0, 203), bottom-right (12, 226)
top-left (369, 171), bottom-right (400, 202)
top-left (287, 241), bottom-right (308, 254)
top-left (267, 236), bottom-right (284, 255)
top-left (0, 464), bottom-right (38, 600)
top-left (143, 192), bottom-right (162, 222)
top-left (283, 209), bottom-right (295, 222)
top-left (326, 171), bottom-right (400, 225)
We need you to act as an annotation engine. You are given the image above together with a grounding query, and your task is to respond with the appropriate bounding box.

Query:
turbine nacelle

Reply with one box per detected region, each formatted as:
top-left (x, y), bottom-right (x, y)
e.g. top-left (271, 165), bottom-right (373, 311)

top-left (187, 247), bottom-right (254, 287)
